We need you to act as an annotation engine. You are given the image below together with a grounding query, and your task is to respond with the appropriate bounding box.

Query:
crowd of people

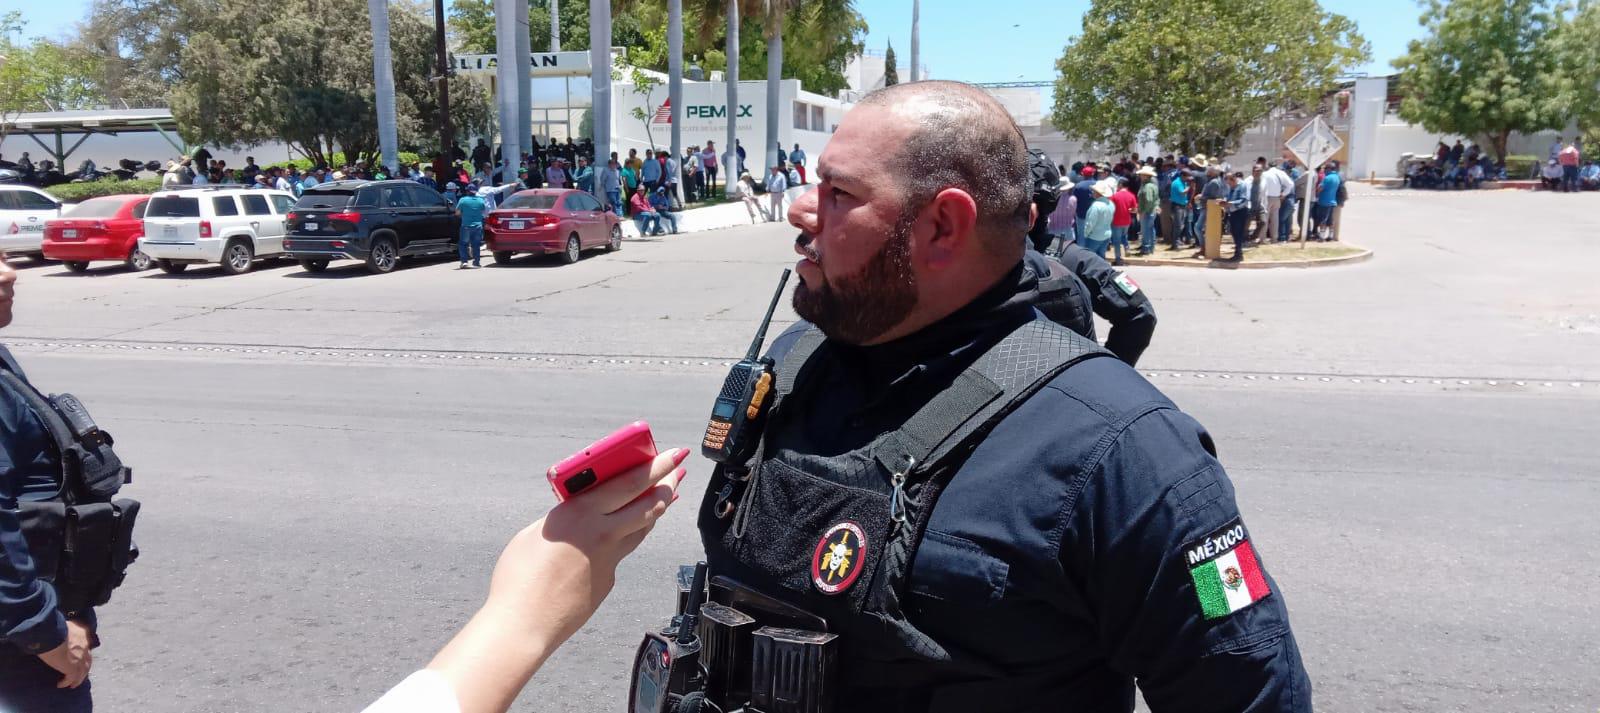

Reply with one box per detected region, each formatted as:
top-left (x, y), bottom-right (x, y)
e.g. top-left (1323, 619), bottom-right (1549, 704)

top-left (1044, 152), bottom-right (1347, 264)
top-left (148, 135), bottom-right (812, 234)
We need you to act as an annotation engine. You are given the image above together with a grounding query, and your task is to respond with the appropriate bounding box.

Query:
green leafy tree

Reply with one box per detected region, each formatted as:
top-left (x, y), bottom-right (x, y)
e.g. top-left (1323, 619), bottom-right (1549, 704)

top-left (171, 0), bottom-right (492, 167)
top-left (1051, 0), bottom-right (1369, 156)
top-left (883, 41), bottom-right (898, 86)
top-left (75, 0), bottom-right (195, 103)
top-left (1, 14), bottom-right (106, 151)
top-left (625, 67), bottom-right (665, 150)
top-left (1395, 0), bottom-right (1575, 161)
top-left (449, 0), bottom-right (863, 95)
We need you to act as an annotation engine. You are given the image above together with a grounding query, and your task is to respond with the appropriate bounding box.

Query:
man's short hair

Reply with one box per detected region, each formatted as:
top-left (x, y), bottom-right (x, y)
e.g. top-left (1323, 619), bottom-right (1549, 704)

top-left (857, 81), bottom-right (1032, 249)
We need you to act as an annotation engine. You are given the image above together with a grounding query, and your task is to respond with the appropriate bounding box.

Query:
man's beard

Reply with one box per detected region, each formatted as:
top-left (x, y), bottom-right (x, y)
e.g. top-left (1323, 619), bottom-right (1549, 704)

top-left (792, 213), bottom-right (918, 345)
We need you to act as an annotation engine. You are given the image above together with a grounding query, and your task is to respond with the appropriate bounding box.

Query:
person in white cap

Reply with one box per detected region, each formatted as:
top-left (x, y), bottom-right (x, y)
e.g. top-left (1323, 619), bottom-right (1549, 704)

top-left (1079, 178), bottom-right (1117, 258)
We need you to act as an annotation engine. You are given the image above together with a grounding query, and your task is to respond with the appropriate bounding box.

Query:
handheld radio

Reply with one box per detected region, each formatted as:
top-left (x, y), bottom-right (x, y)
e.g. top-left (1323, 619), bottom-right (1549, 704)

top-left (702, 269), bottom-right (792, 464)
top-left (629, 563), bottom-right (710, 713)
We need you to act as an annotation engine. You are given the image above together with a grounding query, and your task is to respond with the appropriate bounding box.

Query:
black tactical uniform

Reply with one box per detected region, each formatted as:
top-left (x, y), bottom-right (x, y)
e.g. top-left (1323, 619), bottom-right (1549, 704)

top-left (1056, 242), bottom-right (1157, 366)
top-left (698, 262), bottom-right (1307, 713)
top-left (1, 345), bottom-right (138, 711)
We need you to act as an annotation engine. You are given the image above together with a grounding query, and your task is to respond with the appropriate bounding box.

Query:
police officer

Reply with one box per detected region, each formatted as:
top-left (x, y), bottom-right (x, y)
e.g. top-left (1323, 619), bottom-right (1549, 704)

top-left (2, 254), bottom-right (136, 711)
top-left (696, 81), bottom-right (1308, 712)
top-left (1055, 240), bottom-right (1157, 366)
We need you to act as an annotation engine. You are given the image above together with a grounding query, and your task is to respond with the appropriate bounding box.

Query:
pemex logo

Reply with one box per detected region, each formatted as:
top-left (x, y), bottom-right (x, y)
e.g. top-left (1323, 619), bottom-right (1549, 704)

top-left (652, 98), bottom-right (672, 124)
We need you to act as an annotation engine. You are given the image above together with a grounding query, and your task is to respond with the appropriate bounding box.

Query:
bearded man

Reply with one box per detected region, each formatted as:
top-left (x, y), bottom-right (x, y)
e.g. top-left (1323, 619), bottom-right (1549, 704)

top-left (694, 81), bottom-right (1310, 713)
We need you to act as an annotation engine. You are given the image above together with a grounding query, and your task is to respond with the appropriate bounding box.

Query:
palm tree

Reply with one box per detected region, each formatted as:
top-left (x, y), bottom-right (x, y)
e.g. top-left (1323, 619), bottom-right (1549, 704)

top-left (495, 0), bottom-right (520, 177)
top-left (589, 0), bottom-right (611, 169)
top-left (668, 0), bottom-right (684, 202)
top-left (759, 0), bottom-right (802, 174)
top-left (369, 0), bottom-right (399, 172)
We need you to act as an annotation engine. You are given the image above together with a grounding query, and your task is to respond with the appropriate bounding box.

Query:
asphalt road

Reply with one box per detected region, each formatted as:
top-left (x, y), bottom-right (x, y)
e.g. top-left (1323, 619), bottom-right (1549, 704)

top-left (3, 183), bottom-right (1598, 712)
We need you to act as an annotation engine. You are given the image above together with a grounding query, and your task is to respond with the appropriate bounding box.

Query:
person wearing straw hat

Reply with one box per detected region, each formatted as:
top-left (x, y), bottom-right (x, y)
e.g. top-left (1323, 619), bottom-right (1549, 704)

top-left (1080, 178), bottom-right (1116, 258)
top-left (1136, 165), bottom-right (1159, 255)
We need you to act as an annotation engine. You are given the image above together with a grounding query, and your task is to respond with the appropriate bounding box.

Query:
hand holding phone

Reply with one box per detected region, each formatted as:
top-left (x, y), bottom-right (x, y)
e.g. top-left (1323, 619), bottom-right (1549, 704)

top-left (547, 421), bottom-right (660, 501)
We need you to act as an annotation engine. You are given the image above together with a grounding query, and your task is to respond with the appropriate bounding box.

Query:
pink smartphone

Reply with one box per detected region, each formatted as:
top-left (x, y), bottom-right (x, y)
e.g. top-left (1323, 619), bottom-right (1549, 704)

top-left (546, 421), bottom-right (659, 501)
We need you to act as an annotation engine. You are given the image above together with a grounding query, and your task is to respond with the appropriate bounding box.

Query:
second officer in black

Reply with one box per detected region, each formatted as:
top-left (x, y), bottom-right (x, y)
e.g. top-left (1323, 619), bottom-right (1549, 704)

top-left (696, 81), bottom-right (1309, 712)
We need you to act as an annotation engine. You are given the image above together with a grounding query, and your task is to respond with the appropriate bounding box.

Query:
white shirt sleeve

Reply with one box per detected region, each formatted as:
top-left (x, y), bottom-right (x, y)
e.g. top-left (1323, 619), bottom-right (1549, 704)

top-left (361, 670), bottom-right (461, 713)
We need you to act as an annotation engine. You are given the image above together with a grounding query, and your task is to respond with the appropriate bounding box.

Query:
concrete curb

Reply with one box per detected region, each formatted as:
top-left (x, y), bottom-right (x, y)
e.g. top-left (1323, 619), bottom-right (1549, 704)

top-left (1118, 245), bottom-right (1374, 270)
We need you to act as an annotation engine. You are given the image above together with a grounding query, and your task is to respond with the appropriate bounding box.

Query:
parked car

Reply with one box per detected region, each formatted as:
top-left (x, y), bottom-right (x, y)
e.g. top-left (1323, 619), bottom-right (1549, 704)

top-left (282, 180), bottom-right (459, 274)
top-left (43, 194), bottom-right (154, 272)
top-left (1, 185), bottom-right (70, 259)
top-left (139, 187), bottom-right (297, 275)
top-left (484, 188), bottom-right (622, 265)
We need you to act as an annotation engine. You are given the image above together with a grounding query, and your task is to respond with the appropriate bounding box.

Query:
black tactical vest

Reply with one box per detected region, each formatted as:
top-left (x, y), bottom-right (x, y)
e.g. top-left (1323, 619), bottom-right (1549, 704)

top-left (0, 347), bottom-right (140, 620)
top-left (698, 315), bottom-right (1111, 711)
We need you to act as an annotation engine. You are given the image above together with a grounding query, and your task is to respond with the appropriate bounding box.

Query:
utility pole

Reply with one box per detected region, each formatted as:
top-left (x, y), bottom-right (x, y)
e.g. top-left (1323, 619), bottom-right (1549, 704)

top-left (669, 0), bottom-right (683, 203)
top-left (432, 0), bottom-right (455, 179)
top-left (910, 0), bottom-right (920, 82)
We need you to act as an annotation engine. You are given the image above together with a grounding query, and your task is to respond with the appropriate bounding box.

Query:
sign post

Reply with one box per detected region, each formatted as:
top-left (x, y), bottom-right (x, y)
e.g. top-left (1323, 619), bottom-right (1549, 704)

top-left (1285, 116), bottom-right (1344, 247)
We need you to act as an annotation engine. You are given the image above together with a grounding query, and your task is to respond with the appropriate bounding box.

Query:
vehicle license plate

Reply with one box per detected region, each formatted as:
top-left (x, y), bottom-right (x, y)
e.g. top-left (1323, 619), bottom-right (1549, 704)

top-left (304, 222), bottom-right (318, 231)
top-left (62, 229), bottom-right (78, 238)
top-left (507, 220), bottom-right (525, 230)
top-left (163, 225), bottom-right (177, 236)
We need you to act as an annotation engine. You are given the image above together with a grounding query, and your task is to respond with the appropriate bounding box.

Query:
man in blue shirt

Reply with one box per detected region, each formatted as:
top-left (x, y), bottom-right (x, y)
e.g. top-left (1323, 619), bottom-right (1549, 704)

top-left (454, 190), bottom-right (487, 269)
top-left (1223, 172), bottom-right (1250, 261)
top-left (1313, 163), bottom-right (1342, 241)
top-left (1168, 169), bottom-right (1191, 249)
top-left (1071, 166), bottom-right (1098, 246)
top-left (789, 143), bottom-right (807, 184)
top-left (640, 150), bottom-right (662, 190)
top-left (1, 257), bottom-right (95, 711)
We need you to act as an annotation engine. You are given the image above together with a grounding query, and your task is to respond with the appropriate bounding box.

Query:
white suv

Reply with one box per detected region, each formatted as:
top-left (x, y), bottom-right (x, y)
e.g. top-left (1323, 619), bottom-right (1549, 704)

top-left (1, 185), bottom-right (69, 259)
top-left (140, 187), bottom-right (296, 275)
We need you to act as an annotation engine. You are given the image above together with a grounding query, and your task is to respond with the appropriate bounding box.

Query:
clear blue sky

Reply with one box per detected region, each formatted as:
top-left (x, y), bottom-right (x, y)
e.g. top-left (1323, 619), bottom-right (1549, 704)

top-left (15, 0), bottom-right (1423, 82)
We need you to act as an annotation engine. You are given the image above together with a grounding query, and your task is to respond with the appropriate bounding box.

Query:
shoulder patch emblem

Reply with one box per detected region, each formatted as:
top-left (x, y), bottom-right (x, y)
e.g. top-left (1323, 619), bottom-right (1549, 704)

top-left (1184, 518), bottom-right (1271, 620)
top-left (811, 521), bottom-right (867, 595)
top-left (1113, 273), bottom-right (1140, 296)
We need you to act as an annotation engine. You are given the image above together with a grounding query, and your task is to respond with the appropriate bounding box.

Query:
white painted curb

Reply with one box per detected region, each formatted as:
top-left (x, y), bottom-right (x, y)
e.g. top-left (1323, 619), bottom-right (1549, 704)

top-left (618, 185), bottom-right (814, 238)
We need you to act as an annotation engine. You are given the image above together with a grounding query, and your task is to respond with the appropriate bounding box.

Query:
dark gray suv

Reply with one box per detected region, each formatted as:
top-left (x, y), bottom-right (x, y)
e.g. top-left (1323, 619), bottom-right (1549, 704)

top-left (283, 180), bottom-right (460, 274)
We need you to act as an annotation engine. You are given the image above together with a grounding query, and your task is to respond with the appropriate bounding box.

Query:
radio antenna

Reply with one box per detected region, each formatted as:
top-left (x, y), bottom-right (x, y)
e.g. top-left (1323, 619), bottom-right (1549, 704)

top-left (743, 269), bottom-right (792, 362)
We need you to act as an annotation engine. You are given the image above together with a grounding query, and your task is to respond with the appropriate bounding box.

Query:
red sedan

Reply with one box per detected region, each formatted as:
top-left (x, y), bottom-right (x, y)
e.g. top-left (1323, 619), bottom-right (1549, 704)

top-left (484, 188), bottom-right (622, 265)
top-left (42, 194), bottom-right (154, 272)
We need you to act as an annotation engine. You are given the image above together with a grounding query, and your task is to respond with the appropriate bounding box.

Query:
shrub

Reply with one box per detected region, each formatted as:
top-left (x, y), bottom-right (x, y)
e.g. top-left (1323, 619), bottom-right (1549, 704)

top-left (266, 151), bottom-right (422, 172)
top-left (45, 178), bottom-right (164, 202)
top-left (1503, 155), bottom-right (1539, 180)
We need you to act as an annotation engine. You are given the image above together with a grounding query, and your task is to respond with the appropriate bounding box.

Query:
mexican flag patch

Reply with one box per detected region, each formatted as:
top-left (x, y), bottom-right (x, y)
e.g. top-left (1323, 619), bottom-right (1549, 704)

top-left (1112, 273), bottom-right (1140, 296)
top-left (1184, 518), bottom-right (1271, 620)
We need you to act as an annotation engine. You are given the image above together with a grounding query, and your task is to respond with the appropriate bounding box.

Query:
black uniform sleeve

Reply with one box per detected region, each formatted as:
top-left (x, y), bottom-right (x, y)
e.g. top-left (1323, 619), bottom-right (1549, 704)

top-left (1060, 407), bottom-right (1310, 712)
top-left (1, 379), bottom-right (69, 654)
top-left (1061, 244), bottom-right (1156, 366)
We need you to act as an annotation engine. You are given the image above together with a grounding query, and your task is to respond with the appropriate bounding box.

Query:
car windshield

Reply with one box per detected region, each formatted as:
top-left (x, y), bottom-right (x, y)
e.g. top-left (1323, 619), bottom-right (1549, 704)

top-left (145, 196), bottom-right (201, 218)
top-left (296, 190), bottom-right (355, 210)
top-left (64, 197), bottom-right (128, 218)
top-left (501, 194), bottom-right (559, 210)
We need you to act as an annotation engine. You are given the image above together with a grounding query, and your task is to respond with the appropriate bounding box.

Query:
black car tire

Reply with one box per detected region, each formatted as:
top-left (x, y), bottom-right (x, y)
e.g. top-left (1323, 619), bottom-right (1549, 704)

top-left (126, 247), bottom-right (153, 271)
top-left (63, 261), bottom-right (90, 273)
top-left (606, 224), bottom-right (622, 252)
top-left (299, 259), bottom-right (330, 273)
top-left (492, 250), bottom-right (514, 265)
top-left (220, 239), bottom-right (255, 275)
top-left (561, 234), bottom-right (581, 264)
top-left (157, 259), bottom-right (188, 274)
top-left (366, 235), bottom-right (399, 274)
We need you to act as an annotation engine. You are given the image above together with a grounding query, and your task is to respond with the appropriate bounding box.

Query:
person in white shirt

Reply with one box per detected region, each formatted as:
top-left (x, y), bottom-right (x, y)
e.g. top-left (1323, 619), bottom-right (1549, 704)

top-left (765, 164), bottom-right (789, 222)
top-left (1260, 162), bottom-right (1294, 242)
top-left (274, 169), bottom-right (294, 193)
top-left (362, 447), bottom-right (690, 713)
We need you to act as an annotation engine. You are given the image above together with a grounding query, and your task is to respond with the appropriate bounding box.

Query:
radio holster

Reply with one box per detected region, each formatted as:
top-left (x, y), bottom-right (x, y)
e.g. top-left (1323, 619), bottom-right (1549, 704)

top-left (1, 351), bottom-right (140, 620)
